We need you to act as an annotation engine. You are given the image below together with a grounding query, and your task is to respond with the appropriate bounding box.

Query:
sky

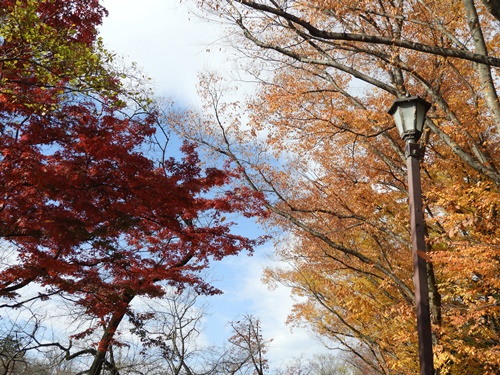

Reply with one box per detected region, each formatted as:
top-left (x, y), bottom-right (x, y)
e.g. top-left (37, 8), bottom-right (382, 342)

top-left (100, 0), bottom-right (229, 106)
top-left (98, 0), bottom-right (330, 370)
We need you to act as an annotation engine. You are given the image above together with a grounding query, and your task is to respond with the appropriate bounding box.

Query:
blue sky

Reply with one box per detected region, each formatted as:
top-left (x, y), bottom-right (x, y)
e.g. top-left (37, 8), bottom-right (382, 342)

top-left (99, 0), bottom-right (329, 369)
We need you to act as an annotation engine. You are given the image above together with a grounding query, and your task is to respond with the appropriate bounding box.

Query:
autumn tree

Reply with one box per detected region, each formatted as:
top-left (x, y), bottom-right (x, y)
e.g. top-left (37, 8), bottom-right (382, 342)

top-left (212, 314), bottom-right (270, 375)
top-left (0, 334), bottom-right (28, 374)
top-left (274, 353), bottom-right (362, 375)
top-left (126, 287), bottom-right (210, 375)
top-left (171, 0), bottom-right (500, 374)
top-left (0, 1), bottom-right (266, 374)
top-left (0, 306), bottom-right (79, 375)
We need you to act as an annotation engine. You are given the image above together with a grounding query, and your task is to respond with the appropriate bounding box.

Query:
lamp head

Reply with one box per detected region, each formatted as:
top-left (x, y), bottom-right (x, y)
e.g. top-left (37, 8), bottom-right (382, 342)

top-left (388, 96), bottom-right (431, 142)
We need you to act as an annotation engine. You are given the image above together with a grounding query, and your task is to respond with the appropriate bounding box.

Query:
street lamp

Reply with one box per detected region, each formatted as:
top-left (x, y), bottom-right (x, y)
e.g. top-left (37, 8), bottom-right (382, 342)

top-left (388, 96), bottom-right (434, 375)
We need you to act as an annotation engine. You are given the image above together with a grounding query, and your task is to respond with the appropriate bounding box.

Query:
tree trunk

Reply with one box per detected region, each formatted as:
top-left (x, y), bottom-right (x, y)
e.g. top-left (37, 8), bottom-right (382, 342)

top-left (87, 293), bottom-right (135, 375)
top-left (463, 0), bottom-right (500, 132)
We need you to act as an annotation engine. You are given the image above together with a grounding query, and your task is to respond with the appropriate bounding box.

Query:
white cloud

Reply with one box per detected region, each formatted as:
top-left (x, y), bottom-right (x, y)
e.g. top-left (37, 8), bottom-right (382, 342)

top-left (100, 0), bottom-right (230, 106)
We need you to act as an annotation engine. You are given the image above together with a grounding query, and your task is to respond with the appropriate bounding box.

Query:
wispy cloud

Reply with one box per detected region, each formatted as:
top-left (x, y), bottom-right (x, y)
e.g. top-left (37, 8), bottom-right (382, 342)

top-left (100, 0), bottom-right (229, 106)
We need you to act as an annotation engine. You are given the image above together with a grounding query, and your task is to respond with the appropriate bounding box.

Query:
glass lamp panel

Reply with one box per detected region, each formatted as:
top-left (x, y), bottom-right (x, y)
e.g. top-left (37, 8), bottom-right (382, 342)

top-left (400, 101), bottom-right (418, 136)
top-left (388, 96), bottom-right (431, 141)
top-left (392, 105), bottom-right (405, 137)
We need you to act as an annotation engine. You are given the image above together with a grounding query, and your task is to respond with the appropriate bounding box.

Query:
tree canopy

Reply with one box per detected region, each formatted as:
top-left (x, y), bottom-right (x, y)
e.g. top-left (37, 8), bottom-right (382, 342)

top-left (179, 1), bottom-right (500, 374)
top-left (0, 1), bottom-right (266, 374)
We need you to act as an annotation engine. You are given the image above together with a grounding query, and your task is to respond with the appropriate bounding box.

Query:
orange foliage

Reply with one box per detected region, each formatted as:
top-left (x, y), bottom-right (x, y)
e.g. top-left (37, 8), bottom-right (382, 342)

top-left (184, 0), bottom-right (500, 373)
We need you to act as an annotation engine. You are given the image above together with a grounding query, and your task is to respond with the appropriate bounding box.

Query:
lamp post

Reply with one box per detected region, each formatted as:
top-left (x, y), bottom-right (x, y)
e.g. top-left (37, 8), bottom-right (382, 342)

top-left (388, 96), bottom-right (434, 375)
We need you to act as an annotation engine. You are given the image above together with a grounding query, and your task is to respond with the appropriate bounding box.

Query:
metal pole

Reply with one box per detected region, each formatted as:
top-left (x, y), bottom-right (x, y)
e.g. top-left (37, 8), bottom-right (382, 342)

top-left (406, 141), bottom-right (434, 375)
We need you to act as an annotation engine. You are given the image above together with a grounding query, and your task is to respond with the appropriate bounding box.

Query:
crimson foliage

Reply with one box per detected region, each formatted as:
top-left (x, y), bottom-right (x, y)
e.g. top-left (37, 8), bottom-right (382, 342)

top-left (0, 3), bottom-right (264, 369)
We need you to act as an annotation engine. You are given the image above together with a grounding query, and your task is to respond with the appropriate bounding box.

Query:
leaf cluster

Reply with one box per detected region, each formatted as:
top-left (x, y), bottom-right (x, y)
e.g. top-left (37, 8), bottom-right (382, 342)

top-left (187, 0), bottom-right (500, 373)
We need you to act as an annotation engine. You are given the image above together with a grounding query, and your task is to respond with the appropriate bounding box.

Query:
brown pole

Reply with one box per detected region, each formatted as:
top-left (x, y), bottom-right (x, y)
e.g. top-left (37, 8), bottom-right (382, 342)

top-left (406, 141), bottom-right (434, 375)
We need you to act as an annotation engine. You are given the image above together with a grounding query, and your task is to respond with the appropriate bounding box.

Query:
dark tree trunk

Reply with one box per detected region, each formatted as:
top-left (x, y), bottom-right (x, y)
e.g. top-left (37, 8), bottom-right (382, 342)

top-left (87, 293), bottom-right (135, 375)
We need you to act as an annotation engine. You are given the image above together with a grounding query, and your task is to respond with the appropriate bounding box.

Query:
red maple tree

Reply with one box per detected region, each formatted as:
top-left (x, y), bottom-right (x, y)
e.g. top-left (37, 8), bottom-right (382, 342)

top-left (0, 1), bottom-right (266, 373)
